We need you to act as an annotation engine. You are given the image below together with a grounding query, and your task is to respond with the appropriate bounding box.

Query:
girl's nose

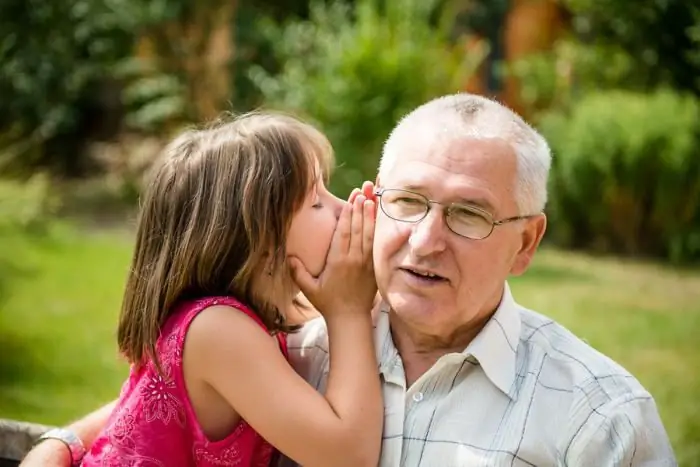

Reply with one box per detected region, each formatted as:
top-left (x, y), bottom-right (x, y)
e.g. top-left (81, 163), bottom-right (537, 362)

top-left (333, 194), bottom-right (346, 219)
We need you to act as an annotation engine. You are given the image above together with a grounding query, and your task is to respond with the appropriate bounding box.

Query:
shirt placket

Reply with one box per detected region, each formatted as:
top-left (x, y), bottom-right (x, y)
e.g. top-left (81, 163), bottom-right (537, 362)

top-left (391, 355), bottom-right (466, 467)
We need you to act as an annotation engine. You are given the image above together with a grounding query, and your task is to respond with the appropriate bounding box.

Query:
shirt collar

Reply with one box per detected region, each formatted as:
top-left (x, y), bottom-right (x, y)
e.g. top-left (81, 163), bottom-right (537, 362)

top-left (374, 305), bottom-right (397, 375)
top-left (374, 282), bottom-right (521, 399)
top-left (463, 282), bottom-right (521, 398)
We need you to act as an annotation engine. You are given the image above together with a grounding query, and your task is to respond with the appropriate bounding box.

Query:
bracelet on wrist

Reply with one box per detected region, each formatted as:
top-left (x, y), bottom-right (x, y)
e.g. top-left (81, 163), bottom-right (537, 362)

top-left (35, 427), bottom-right (86, 466)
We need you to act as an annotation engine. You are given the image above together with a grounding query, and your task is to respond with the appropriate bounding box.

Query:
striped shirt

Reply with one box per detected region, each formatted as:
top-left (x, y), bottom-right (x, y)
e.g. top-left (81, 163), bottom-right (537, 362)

top-left (282, 283), bottom-right (676, 466)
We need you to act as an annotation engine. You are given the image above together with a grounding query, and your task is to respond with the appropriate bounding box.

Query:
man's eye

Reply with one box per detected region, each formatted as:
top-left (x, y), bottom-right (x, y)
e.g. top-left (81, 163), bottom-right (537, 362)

top-left (396, 197), bottom-right (423, 205)
top-left (452, 207), bottom-right (488, 224)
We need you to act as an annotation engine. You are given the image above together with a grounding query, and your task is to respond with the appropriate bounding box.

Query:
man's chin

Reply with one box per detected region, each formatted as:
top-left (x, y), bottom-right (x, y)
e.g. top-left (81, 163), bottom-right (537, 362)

top-left (385, 290), bottom-right (439, 316)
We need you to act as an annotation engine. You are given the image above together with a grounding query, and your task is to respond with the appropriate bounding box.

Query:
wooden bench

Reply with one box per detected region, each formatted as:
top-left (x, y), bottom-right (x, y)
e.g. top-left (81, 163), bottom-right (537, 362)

top-left (0, 419), bottom-right (52, 467)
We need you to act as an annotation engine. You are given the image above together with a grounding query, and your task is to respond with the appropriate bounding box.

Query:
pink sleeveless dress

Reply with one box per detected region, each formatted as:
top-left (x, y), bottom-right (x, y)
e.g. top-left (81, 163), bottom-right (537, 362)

top-left (82, 296), bottom-right (288, 466)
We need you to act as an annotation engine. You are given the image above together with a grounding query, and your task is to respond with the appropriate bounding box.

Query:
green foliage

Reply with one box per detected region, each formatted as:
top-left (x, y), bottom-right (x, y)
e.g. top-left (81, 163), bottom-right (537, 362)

top-left (0, 175), bottom-right (56, 235)
top-left (507, 40), bottom-right (639, 114)
top-left (540, 89), bottom-right (700, 264)
top-left (115, 58), bottom-right (187, 132)
top-left (232, 0), bottom-right (315, 111)
top-left (505, 1), bottom-right (700, 118)
top-left (561, 0), bottom-right (700, 95)
top-left (0, 0), bottom-right (177, 175)
top-left (249, 0), bottom-right (486, 196)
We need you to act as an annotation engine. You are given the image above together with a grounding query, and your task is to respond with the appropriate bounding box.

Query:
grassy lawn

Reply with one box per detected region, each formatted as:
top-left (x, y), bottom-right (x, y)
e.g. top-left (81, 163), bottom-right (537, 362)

top-left (0, 225), bottom-right (132, 424)
top-left (1, 224), bottom-right (699, 465)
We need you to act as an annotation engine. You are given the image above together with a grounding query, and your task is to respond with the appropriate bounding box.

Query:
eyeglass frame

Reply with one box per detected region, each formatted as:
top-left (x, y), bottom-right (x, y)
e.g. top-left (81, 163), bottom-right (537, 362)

top-left (373, 187), bottom-right (540, 240)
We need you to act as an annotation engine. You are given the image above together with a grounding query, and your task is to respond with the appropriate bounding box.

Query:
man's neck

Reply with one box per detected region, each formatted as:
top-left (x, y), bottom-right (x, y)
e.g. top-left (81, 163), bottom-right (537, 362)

top-left (389, 310), bottom-right (493, 388)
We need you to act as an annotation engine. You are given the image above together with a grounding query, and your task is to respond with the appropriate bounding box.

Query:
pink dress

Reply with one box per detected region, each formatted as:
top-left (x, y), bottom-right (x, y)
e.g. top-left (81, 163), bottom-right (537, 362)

top-left (82, 296), bottom-right (288, 466)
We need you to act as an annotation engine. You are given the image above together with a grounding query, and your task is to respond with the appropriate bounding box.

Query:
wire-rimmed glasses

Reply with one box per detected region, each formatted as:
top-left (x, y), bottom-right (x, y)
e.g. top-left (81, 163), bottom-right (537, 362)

top-left (374, 188), bottom-right (539, 240)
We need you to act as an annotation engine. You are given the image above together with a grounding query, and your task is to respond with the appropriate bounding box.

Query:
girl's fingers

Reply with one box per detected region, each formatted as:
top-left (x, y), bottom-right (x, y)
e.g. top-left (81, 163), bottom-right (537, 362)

top-left (348, 188), bottom-right (361, 204)
top-left (349, 195), bottom-right (365, 255)
top-left (330, 201), bottom-right (352, 256)
top-left (361, 181), bottom-right (375, 202)
top-left (288, 257), bottom-right (318, 296)
top-left (362, 199), bottom-right (375, 259)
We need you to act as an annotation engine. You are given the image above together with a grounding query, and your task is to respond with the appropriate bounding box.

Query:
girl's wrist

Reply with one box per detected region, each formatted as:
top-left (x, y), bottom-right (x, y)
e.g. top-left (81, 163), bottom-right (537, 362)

top-left (324, 307), bottom-right (372, 324)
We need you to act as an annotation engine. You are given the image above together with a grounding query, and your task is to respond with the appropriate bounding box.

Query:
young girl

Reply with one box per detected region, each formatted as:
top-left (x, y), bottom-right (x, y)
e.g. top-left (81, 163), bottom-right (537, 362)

top-left (81, 112), bottom-right (383, 467)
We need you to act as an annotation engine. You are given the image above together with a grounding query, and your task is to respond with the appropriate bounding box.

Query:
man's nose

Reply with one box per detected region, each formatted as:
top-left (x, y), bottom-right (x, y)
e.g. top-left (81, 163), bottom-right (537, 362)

top-left (408, 208), bottom-right (447, 256)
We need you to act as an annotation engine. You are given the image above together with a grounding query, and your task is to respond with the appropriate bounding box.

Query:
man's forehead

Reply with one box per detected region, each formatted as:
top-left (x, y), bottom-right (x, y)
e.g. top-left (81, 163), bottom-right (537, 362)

top-left (382, 136), bottom-right (516, 208)
top-left (388, 135), bottom-right (513, 173)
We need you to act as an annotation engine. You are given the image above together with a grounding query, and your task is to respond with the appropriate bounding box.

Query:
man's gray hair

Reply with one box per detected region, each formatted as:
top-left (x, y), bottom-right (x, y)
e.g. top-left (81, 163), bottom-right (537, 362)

top-left (379, 93), bottom-right (552, 213)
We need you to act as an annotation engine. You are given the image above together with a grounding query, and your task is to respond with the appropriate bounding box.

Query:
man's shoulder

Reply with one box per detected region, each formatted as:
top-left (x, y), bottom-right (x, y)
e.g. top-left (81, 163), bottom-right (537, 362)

top-left (287, 316), bottom-right (329, 354)
top-left (515, 306), bottom-right (676, 463)
top-left (516, 305), bottom-right (650, 401)
top-left (285, 317), bottom-right (330, 390)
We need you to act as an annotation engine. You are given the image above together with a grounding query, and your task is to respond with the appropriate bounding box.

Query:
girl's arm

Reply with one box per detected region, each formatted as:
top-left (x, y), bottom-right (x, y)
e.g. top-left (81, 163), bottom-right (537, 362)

top-left (188, 194), bottom-right (382, 467)
top-left (20, 401), bottom-right (117, 467)
top-left (187, 305), bottom-right (379, 467)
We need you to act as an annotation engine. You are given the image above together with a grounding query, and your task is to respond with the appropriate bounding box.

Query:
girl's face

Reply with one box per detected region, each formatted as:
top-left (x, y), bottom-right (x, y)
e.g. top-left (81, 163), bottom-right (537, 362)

top-left (286, 176), bottom-right (345, 277)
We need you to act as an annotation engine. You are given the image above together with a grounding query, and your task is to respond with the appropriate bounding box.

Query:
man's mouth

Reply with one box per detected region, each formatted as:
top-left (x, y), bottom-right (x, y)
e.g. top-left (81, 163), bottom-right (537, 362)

top-left (401, 267), bottom-right (448, 283)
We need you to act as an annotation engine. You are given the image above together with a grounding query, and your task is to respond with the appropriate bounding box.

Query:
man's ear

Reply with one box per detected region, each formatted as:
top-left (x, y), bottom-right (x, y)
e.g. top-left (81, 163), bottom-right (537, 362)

top-left (510, 214), bottom-right (547, 276)
top-left (371, 292), bottom-right (383, 325)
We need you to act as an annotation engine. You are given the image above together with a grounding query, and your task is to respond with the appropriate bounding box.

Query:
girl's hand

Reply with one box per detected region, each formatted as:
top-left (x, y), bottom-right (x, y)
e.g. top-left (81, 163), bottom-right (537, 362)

top-left (289, 183), bottom-right (377, 317)
top-left (348, 180), bottom-right (377, 207)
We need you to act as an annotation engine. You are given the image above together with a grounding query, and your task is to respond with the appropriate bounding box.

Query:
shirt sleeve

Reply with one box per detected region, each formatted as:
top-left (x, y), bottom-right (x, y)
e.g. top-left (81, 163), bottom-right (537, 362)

top-left (276, 318), bottom-right (331, 467)
top-left (563, 392), bottom-right (677, 466)
top-left (285, 316), bottom-right (330, 392)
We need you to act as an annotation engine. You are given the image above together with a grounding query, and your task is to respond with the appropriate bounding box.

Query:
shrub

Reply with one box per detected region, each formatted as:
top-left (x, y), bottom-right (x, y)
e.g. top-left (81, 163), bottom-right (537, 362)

top-left (0, 174), bottom-right (55, 235)
top-left (249, 0), bottom-right (486, 196)
top-left (539, 89), bottom-right (700, 264)
top-left (0, 175), bottom-right (56, 301)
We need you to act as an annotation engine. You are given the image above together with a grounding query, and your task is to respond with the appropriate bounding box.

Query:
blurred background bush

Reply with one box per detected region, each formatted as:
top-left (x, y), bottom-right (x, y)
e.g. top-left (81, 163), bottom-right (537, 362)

top-left (1, 0), bottom-right (699, 464)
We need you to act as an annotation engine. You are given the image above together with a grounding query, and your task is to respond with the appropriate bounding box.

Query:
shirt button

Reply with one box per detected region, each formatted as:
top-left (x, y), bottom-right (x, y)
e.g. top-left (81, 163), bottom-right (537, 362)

top-left (412, 392), bottom-right (424, 403)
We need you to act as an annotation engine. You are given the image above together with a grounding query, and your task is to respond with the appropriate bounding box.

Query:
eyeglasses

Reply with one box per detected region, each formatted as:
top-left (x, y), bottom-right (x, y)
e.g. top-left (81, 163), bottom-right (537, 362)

top-left (374, 188), bottom-right (539, 240)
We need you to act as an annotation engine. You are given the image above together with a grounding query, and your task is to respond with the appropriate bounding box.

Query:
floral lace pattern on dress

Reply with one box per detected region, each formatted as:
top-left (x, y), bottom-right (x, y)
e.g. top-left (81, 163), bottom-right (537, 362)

top-left (82, 296), bottom-right (287, 466)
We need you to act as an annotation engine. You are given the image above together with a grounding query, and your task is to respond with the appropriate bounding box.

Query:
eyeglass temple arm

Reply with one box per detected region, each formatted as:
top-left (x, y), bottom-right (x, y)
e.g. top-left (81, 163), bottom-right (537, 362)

top-left (493, 213), bottom-right (541, 225)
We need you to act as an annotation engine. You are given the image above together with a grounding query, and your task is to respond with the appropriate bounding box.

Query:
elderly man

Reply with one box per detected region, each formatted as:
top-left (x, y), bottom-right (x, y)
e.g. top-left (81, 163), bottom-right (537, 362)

top-left (22, 93), bottom-right (675, 466)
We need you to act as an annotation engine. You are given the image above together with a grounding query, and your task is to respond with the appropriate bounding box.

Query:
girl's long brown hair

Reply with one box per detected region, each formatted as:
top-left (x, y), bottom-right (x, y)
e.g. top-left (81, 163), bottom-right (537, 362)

top-left (117, 111), bottom-right (333, 372)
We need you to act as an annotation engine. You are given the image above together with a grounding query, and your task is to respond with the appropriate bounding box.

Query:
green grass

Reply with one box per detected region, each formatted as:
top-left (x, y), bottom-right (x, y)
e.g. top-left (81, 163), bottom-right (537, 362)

top-left (0, 224), bottom-right (133, 424)
top-left (1, 224), bottom-right (699, 465)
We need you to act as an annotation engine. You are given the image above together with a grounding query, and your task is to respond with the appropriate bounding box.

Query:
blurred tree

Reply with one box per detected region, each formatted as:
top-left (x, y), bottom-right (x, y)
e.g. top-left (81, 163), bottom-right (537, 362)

top-left (563, 0), bottom-right (700, 96)
top-left (0, 0), bottom-right (141, 175)
top-left (494, 0), bottom-right (700, 262)
top-left (231, 0), bottom-right (313, 112)
top-left (0, 0), bottom-right (246, 177)
top-left (504, 0), bottom-right (700, 116)
top-left (454, 0), bottom-right (510, 96)
top-left (128, 0), bottom-right (236, 124)
top-left (540, 88), bottom-right (700, 263)
top-left (249, 0), bottom-right (486, 196)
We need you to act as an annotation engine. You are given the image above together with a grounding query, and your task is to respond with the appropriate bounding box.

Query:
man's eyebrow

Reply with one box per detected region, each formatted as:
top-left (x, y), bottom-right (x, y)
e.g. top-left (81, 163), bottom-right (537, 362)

top-left (456, 198), bottom-right (495, 213)
top-left (400, 184), bottom-right (495, 212)
top-left (400, 183), bottom-right (427, 192)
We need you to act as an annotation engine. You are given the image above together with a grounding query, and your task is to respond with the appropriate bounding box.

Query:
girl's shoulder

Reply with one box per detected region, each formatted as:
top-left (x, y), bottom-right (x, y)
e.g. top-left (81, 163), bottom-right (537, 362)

top-left (168, 295), bottom-right (259, 330)
top-left (165, 295), bottom-right (288, 357)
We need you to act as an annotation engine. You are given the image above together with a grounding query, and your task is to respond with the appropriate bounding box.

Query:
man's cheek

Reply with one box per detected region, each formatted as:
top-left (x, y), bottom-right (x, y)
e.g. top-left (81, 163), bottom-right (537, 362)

top-left (375, 216), bottom-right (405, 244)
